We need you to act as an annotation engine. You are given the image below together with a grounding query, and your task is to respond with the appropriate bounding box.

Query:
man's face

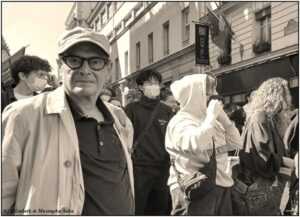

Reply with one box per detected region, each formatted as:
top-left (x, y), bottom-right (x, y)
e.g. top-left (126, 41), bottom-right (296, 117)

top-left (59, 42), bottom-right (110, 98)
top-left (20, 70), bottom-right (49, 92)
top-left (139, 77), bottom-right (161, 99)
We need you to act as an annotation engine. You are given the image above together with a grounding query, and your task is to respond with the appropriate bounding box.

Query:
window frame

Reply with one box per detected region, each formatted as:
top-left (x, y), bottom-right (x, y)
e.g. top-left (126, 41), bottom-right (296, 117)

top-left (181, 6), bottom-right (190, 44)
top-left (148, 32), bottom-right (154, 64)
top-left (163, 21), bottom-right (170, 56)
top-left (124, 51), bottom-right (128, 75)
top-left (136, 42), bottom-right (141, 70)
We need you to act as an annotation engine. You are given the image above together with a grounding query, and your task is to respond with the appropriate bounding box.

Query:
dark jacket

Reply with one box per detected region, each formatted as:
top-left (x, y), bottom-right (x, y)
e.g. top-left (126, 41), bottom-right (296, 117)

top-left (125, 96), bottom-right (174, 167)
top-left (239, 111), bottom-right (288, 183)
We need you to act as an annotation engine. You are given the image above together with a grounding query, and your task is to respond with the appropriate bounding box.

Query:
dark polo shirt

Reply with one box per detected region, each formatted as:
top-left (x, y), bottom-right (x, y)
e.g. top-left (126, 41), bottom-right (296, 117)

top-left (66, 96), bottom-right (134, 215)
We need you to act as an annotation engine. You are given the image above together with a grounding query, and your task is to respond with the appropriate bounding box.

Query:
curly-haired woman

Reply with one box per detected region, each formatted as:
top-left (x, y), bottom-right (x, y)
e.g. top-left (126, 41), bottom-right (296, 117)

top-left (235, 77), bottom-right (295, 215)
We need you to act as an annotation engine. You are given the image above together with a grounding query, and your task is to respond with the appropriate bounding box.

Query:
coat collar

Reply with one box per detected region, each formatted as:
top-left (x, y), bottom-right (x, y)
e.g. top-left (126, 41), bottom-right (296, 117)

top-left (45, 86), bottom-right (67, 114)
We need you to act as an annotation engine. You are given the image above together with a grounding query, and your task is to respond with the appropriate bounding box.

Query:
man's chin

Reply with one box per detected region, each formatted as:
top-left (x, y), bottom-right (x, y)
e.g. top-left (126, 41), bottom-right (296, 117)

top-left (72, 87), bottom-right (98, 98)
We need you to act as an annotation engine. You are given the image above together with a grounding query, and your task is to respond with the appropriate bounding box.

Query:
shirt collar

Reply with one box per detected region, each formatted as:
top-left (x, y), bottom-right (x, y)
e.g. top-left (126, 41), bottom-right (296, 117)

top-left (66, 95), bottom-right (114, 125)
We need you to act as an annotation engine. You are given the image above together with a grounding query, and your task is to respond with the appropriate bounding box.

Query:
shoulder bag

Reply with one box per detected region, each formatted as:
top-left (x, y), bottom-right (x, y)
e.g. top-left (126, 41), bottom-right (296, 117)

top-left (171, 137), bottom-right (217, 201)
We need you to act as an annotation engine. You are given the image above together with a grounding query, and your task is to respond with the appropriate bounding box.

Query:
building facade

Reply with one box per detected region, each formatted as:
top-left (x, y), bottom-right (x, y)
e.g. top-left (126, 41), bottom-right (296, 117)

top-left (1, 36), bottom-right (11, 86)
top-left (66, 2), bottom-right (298, 106)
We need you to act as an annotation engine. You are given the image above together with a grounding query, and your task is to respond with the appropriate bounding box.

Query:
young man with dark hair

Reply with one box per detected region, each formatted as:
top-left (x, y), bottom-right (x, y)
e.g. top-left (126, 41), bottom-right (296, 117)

top-left (125, 70), bottom-right (173, 215)
top-left (1, 55), bottom-right (51, 111)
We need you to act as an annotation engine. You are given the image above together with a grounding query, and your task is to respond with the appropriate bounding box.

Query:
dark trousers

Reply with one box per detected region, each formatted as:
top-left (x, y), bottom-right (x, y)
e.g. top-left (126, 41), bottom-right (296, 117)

top-left (134, 165), bottom-right (171, 215)
top-left (171, 185), bottom-right (232, 215)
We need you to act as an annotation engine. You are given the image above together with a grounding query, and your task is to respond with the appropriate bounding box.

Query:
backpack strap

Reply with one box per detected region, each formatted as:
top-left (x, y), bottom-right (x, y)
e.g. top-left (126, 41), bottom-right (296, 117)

top-left (131, 103), bottom-right (160, 154)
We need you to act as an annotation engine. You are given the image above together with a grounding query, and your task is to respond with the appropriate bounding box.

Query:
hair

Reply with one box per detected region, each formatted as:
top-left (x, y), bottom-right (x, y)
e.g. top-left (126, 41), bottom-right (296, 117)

top-left (224, 103), bottom-right (246, 133)
top-left (250, 77), bottom-right (292, 117)
top-left (160, 87), bottom-right (173, 101)
top-left (100, 87), bottom-right (115, 97)
top-left (11, 55), bottom-right (51, 85)
top-left (136, 70), bottom-right (162, 86)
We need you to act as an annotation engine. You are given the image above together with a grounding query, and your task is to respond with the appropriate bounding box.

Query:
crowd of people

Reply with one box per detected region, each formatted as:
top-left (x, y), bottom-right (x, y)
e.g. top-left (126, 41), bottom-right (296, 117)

top-left (1, 27), bottom-right (298, 216)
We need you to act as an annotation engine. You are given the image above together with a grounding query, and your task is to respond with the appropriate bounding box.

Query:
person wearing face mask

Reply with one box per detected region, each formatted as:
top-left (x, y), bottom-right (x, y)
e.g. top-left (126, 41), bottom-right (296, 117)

top-left (1, 55), bottom-right (51, 111)
top-left (125, 70), bottom-right (174, 215)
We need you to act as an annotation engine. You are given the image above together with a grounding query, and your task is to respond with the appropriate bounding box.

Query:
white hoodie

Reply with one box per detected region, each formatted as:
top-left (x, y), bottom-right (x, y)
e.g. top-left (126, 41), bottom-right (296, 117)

top-left (165, 74), bottom-right (242, 190)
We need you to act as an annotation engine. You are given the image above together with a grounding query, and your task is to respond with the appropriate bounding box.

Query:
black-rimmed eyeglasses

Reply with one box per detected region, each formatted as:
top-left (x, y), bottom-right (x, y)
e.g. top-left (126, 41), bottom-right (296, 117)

top-left (62, 55), bottom-right (109, 71)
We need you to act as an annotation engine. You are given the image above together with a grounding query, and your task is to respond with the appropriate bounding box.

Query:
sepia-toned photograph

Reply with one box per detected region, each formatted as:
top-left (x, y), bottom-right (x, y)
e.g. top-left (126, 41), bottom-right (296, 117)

top-left (1, 1), bottom-right (299, 215)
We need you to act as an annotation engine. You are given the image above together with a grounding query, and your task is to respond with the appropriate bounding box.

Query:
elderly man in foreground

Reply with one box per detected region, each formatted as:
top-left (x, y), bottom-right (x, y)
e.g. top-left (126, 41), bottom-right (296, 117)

top-left (2, 27), bottom-right (134, 215)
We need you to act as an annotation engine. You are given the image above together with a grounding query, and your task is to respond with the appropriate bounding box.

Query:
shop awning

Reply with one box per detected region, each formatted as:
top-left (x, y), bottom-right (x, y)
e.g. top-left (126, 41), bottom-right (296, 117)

top-left (217, 54), bottom-right (299, 96)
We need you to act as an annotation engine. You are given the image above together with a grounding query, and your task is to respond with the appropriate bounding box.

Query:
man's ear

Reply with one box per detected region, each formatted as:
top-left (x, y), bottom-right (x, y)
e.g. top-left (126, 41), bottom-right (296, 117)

top-left (56, 58), bottom-right (62, 69)
top-left (18, 72), bottom-right (27, 81)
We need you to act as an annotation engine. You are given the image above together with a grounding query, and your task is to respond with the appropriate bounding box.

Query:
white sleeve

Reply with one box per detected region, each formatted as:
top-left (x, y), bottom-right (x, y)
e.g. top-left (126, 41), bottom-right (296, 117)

top-left (224, 121), bottom-right (243, 149)
top-left (170, 116), bottom-right (217, 154)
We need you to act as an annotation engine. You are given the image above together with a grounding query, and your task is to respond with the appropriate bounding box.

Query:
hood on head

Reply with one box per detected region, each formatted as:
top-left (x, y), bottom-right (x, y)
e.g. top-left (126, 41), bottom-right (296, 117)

top-left (170, 74), bottom-right (209, 118)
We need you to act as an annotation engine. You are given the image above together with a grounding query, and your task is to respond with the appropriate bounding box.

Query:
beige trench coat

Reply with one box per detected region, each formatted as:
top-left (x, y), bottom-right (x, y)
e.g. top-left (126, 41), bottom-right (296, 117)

top-left (2, 87), bottom-right (134, 215)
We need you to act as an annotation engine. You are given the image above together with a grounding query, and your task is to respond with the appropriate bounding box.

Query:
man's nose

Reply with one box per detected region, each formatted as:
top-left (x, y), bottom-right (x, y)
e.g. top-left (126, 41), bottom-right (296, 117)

top-left (79, 60), bottom-right (91, 75)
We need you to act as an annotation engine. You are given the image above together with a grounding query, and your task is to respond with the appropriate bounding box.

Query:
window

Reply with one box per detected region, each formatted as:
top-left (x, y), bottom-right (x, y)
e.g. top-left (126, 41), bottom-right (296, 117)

top-left (182, 6), bottom-right (190, 43)
top-left (94, 17), bottom-right (99, 31)
top-left (134, 2), bottom-right (143, 17)
top-left (124, 51), bottom-right (128, 75)
top-left (107, 3), bottom-right (114, 20)
top-left (148, 33), bottom-right (153, 63)
top-left (101, 10), bottom-right (106, 27)
top-left (259, 16), bottom-right (271, 43)
top-left (163, 21), bottom-right (170, 55)
top-left (115, 2), bottom-right (123, 10)
top-left (115, 57), bottom-right (120, 80)
top-left (136, 42), bottom-right (141, 70)
top-left (253, 6), bottom-right (271, 53)
top-left (114, 23), bottom-right (122, 34)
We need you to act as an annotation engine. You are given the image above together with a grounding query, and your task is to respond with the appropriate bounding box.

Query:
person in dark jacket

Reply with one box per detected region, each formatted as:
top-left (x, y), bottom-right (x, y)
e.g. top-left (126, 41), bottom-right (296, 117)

top-left (125, 70), bottom-right (173, 215)
top-left (1, 55), bottom-right (51, 112)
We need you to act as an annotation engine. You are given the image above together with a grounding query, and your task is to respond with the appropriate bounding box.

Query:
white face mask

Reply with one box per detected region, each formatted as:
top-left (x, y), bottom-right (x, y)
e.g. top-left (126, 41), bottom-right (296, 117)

top-left (144, 85), bottom-right (160, 99)
top-left (26, 77), bottom-right (48, 92)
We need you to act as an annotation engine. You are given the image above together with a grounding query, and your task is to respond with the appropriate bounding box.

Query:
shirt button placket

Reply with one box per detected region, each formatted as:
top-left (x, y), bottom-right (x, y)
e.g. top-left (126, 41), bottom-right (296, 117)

top-left (97, 124), bottom-right (104, 153)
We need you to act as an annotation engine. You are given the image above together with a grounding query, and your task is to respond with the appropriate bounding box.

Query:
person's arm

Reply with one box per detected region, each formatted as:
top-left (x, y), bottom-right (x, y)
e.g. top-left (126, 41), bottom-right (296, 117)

top-left (218, 109), bottom-right (242, 149)
top-left (169, 100), bottom-right (222, 154)
top-left (2, 106), bottom-right (28, 213)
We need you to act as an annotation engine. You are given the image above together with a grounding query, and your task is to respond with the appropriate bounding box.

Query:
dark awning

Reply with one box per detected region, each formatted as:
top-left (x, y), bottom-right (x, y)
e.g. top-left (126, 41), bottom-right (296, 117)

top-left (217, 54), bottom-right (299, 96)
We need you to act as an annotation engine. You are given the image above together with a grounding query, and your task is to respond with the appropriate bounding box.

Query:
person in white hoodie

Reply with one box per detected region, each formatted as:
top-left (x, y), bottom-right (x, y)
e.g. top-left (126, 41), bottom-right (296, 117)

top-left (165, 74), bottom-right (242, 215)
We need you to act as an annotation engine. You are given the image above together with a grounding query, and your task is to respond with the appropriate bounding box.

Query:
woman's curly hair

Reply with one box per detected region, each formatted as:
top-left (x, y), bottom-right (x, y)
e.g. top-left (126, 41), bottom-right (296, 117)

top-left (250, 77), bottom-right (292, 117)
